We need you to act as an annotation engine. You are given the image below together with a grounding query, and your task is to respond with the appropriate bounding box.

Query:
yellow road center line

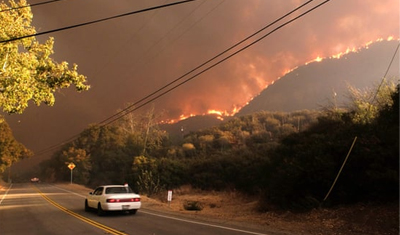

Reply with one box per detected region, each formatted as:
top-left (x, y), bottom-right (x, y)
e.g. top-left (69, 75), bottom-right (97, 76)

top-left (32, 185), bottom-right (128, 235)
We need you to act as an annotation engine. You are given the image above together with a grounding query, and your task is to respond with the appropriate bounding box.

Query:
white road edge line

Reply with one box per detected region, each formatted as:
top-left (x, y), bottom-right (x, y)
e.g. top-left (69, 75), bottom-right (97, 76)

top-left (52, 185), bottom-right (269, 235)
top-left (0, 183), bottom-right (13, 205)
top-left (140, 210), bottom-right (269, 235)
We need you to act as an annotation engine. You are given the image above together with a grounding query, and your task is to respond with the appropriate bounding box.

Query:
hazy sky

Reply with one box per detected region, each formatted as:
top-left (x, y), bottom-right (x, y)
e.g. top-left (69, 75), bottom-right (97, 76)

top-left (3, 0), bottom-right (399, 166)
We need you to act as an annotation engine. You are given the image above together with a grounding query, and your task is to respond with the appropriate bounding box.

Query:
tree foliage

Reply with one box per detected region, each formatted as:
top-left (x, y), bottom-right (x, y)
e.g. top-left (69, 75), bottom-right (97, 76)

top-left (40, 109), bottom-right (170, 189)
top-left (259, 84), bottom-right (399, 211)
top-left (346, 79), bottom-right (397, 124)
top-left (41, 83), bottom-right (398, 211)
top-left (0, 118), bottom-right (32, 173)
top-left (0, 0), bottom-right (89, 114)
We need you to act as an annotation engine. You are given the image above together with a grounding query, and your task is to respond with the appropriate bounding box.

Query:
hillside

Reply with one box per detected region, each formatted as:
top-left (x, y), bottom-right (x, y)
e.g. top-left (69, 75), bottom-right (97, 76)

top-left (238, 40), bottom-right (399, 115)
top-left (161, 40), bottom-right (399, 136)
top-left (160, 114), bottom-right (226, 142)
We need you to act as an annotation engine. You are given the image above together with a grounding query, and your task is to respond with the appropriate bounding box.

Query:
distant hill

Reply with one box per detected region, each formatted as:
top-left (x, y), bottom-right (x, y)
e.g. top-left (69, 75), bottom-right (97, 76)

top-left (161, 40), bottom-right (399, 138)
top-left (160, 114), bottom-right (226, 142)
top-left (238, 40), bottom-right (399, 116)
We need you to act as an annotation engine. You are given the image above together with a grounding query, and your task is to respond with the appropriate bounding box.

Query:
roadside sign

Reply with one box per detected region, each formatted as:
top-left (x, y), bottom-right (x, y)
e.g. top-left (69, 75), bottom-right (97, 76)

top-left (68, 163), bottom-right (76, 170)
top-left (167, 190), bottom-right (172, 202)
top-left (68, 163), bottom-right (75, 184)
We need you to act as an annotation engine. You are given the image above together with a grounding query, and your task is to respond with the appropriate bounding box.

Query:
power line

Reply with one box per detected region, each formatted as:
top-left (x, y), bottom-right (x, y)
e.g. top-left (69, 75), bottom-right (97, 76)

top-left (34, 0), bottom-right (331, 157)
top-left (0, 0), bottom-right (196, 43)
top-left (84, 0), bottom-right (171, 104)
top-left (3, 0), bottom-right (196, 156)
top-left (32, 0), bottom-right (330, 158)
top-left (104, 0), bottom-right (332, 126)
top-left (34, 133), bottom-right (80, 156)
top-left (33, 0), bottom-right (219, 156)
top-left (38, 0), bottom-right (331, 155)
top-left (371, 42), bottom-right (400, 104)
top-left (98, 0), bottom-right (321, 126)
top-left (89, 0), bottom-right (210, 106)
top-left (128, 0), bottom-right (223, 73)
top-left (99, 1), bottom-right (229, 125)
top-left (382, 42), bottom-right (400, 79)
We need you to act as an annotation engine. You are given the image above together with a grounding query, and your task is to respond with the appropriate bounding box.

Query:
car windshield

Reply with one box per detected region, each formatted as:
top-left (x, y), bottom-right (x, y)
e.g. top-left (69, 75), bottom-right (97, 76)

top-left (105, 186), bottom-right (133, 194)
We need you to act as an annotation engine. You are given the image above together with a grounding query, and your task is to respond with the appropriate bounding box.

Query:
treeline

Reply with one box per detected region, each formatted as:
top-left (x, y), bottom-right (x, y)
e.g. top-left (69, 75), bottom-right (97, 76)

top-left (0, 119), bottom-right (32, 174)
top-left (39, 84), bottom-right (399, 211)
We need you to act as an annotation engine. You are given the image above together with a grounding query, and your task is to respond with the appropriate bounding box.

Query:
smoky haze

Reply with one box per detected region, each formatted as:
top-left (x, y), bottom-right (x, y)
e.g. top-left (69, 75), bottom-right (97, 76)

top-left (3, 0), bottom-right (399, 171)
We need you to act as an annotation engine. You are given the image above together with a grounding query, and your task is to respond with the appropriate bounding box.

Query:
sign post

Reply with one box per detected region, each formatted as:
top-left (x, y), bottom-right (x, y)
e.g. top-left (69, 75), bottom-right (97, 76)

top-left (68, 163), bottom-right (76, 184)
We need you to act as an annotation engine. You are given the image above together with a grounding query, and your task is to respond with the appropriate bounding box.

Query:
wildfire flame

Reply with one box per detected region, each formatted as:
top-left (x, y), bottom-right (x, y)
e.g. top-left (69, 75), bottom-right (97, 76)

top-left (163, 37), bottom-right (397, 124)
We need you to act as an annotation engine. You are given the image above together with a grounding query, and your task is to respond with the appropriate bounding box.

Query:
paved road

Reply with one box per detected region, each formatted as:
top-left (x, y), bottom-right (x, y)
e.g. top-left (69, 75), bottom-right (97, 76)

top-left (0, 183), bottom-right (275, 235)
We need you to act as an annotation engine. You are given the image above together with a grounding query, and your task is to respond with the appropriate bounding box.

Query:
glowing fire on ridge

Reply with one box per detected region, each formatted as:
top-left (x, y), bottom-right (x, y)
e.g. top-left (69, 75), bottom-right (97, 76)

top-left (163, 37), bottom-right (397, 124)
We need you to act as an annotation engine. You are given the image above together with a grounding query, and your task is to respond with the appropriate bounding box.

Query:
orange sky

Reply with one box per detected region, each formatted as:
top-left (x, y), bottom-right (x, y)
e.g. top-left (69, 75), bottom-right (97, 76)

top-left (69, 0), bottom-right (397, 122)
top-left (3, 0), bottom-right (400, 158)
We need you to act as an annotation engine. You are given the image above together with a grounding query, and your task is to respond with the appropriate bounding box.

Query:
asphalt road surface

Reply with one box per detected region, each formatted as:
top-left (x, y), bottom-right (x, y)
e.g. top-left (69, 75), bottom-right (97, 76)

top-left (0, 183), bottom-right (275, 235)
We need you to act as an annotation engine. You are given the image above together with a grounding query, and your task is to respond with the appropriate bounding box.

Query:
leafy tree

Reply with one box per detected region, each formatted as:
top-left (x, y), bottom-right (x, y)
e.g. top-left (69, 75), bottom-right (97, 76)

top-left (156, 157), bottom-right (189, 189)
top-left (0, 118), bottom-right (32, 173)
top-left (259, 82), bottom-right (399, 211)
top-left (264, 117), bottom-right (281, 135)
top-left (0, 0), bottom-right (89, 114)
top-left (132, 156), bottom-right (161, 196)
top-left (117, 106), bottom-right (168, 158)
top-left (61, 147), bottom-right (91, 184)
top-left (198, 134), bottom-right (214, 153)
top-left (375, 84), bottom-right (399, 140)
top-left (181, 143), bottom-right (196, 157)
top-left (88, 125), bottom-right (131, 186)
top-left (214, 131), bottom-right (234, 152)
top-left (346, 79), bottom-right (396, 124)
top-left (39, 82), bottom-right (398, 212)
top-left (40, 125), bottom-right (100, 183)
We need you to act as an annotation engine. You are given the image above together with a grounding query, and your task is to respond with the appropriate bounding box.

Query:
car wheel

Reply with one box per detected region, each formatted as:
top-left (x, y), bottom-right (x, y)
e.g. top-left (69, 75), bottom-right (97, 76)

top-left (84, 200), bottom-right (90, 212)
top-left (97, 203), bottom-right (105, 216)
top-left (129, 209), bottom-right (137, 215)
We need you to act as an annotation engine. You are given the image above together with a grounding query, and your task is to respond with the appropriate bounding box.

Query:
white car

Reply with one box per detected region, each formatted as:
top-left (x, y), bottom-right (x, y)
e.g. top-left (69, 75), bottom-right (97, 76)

top-left (30, 177), bottom-right (40, 183)
top-left (85, 184), bottom-right (141, 216)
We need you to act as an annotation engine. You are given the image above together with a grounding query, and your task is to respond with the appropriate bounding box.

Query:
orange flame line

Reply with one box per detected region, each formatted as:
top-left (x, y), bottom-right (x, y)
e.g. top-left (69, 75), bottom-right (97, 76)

top-left (163, 37), bottom-right (398, 124)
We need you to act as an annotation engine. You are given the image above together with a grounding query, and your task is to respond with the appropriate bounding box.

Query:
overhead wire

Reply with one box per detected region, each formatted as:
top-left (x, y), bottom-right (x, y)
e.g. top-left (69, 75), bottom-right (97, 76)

top-left (372, 42), bottom-right (400, 103)
top-left (97, 0), bottom-right (222, 123)
top-left (0, 0), bottom-right (197, 43)
top-left (324, 41), bottom-right (399, 204)
top-left (34, 0), bottom-right (331, 157)
top-left (103, 0), bottom-right (332, 126)
top-left (88, 0), bottom-right (204, 105)
top-left (84, 0), bottom-right (170, 102)
top-left (6, 0), bottom-right (196, 156)
top-left (33, 0), bottom-right (220, 156)
top-left (98, 0), bottom-right (321, 126)
top-left (127, 0), bottom-right (222, 73)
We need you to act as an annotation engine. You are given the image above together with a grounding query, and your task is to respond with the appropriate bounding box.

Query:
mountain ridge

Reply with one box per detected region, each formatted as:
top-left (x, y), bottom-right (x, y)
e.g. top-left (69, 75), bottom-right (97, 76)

top-left (161, 40), bottom-right (400, 137)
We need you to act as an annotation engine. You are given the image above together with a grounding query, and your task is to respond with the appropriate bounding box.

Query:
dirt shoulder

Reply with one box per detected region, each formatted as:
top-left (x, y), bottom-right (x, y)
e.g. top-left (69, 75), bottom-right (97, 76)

top-left (55, 183), bottom-right (399, 235)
